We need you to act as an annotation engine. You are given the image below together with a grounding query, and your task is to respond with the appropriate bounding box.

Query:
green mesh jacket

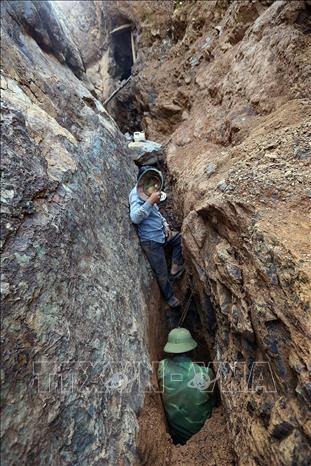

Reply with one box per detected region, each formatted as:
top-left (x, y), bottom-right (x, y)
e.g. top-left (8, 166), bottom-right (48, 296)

top-left (158, 355), bottom-right (215, 444)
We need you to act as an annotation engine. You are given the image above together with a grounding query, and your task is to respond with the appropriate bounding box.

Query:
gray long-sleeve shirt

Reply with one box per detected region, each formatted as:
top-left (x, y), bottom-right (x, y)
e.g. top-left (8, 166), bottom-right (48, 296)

top-left (129, 187), bottom-right (168, 243)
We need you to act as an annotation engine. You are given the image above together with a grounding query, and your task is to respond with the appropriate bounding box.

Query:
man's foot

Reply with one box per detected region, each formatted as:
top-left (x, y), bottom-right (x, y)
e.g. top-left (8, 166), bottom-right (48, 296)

top-left (170, 264), bottom-right (185, 280)
top-left (167, 295), bottom-right (181, 309)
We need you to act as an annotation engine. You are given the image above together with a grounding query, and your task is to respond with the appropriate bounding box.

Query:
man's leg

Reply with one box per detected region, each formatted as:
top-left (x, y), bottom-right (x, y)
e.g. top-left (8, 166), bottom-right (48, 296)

top-left (165, 232), bottom-right (184, 275)
top-left (141, 240), bottom-right (179, 305)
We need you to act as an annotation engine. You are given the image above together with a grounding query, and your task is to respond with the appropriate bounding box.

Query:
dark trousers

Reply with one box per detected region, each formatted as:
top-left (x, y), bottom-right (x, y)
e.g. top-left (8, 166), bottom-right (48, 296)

top-left (141, 232), bottom-right (183, 302)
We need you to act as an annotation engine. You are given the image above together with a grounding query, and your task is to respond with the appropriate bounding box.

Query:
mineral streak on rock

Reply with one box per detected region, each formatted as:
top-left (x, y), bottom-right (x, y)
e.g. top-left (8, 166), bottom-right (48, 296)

top-left (0, 2), bottom-right (156, 465)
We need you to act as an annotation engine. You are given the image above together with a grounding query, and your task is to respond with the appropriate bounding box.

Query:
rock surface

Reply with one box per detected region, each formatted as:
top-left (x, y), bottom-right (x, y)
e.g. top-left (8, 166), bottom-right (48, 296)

top-left (0, 2), bottom-right (156, 465)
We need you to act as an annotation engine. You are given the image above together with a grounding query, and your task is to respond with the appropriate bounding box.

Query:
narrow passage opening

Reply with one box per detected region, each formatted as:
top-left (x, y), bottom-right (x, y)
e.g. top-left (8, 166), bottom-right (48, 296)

top-left (113, 74), bottom-right (235, 464)
top-left (111, 28), bottom-right (132, 80)
top-left (106, 22), bottom-right (142, 134)
top-left (110, 25), bottom-right (135, 81)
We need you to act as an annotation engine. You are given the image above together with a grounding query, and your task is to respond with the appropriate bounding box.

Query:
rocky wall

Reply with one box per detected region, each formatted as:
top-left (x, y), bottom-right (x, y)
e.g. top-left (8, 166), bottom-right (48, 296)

top-left (172, 114), bottom-right (311, 465)
top-left (0, 2), bottom-right (155, 465)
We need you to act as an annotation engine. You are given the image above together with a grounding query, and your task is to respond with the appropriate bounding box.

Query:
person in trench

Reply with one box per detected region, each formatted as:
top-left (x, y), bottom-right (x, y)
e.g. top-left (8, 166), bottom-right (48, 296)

top-left (129, 166), bottom-right (184, 308)
top-left (158, 327), bottom-right (216, 444)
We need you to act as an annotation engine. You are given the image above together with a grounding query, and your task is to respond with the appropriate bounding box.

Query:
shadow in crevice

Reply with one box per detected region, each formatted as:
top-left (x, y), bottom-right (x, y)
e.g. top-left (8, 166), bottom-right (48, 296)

top-left (110, 26), bottom-right (133, 81)
top-left (175, 287), bottom-right (222, 409)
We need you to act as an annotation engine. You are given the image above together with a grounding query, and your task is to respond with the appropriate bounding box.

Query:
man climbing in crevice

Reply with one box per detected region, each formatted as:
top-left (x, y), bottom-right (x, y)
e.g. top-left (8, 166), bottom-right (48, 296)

top-left (129, 166), bottom-right (184, 310)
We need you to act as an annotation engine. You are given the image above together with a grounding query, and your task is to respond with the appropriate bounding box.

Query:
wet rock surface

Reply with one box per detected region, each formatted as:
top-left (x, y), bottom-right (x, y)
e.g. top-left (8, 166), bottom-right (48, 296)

top-left (0, 2), bottom-right (156, 465)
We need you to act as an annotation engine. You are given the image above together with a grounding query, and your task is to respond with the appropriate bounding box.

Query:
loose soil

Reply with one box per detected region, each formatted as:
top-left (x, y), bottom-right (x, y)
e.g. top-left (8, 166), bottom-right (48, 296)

top-left (170, 407), bottom-right (235, 466)
top-left (137, 393), bottom-right (235, 466)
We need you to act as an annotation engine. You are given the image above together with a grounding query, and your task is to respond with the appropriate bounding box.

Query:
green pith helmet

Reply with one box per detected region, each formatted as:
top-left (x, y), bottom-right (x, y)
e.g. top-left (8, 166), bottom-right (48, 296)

top-left (137, 167), bottom-right (164, 193)
top-left (164, 328), bottom-right (198, 354)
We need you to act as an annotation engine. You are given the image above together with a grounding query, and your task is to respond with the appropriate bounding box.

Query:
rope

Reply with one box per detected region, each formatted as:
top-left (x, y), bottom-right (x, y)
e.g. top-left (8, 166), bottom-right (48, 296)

top-left (103, 76), bottom-right (132, 107)
top-left (162, 136), bottom-right (173, 149)
top-left (178, 289), bottom-right (193, 327)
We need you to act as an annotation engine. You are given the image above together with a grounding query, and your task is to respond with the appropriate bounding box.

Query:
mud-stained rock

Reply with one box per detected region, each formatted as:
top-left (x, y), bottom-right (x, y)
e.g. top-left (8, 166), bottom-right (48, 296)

top-left (0, 2), bottom-right (156, 465)
top-left (166, 104), bottom-right (311, 465)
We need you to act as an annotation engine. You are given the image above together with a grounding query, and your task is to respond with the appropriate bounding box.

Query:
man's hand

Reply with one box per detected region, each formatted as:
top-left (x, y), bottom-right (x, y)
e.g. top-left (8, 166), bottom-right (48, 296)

top-left (149, 191), bottom-right (161, 204)
top-left (165, 226), bottom-right (172, 240)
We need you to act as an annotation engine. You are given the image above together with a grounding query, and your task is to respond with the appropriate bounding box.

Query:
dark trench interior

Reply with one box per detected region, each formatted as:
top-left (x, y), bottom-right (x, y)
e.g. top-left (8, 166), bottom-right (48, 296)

top-left (107, 25), bottom-right (144, 134)
top-left (108, 94), bottom-right (144, 134)
top-left (110, 28), bottom-right (133, 81)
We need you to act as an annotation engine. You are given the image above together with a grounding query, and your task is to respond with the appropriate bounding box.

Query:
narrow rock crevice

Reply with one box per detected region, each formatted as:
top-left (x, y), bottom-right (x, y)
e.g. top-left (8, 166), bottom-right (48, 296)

top-left (133, 163), bottom-right (236, 464)
top-left (137, 279), bottom-right (236, 466)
